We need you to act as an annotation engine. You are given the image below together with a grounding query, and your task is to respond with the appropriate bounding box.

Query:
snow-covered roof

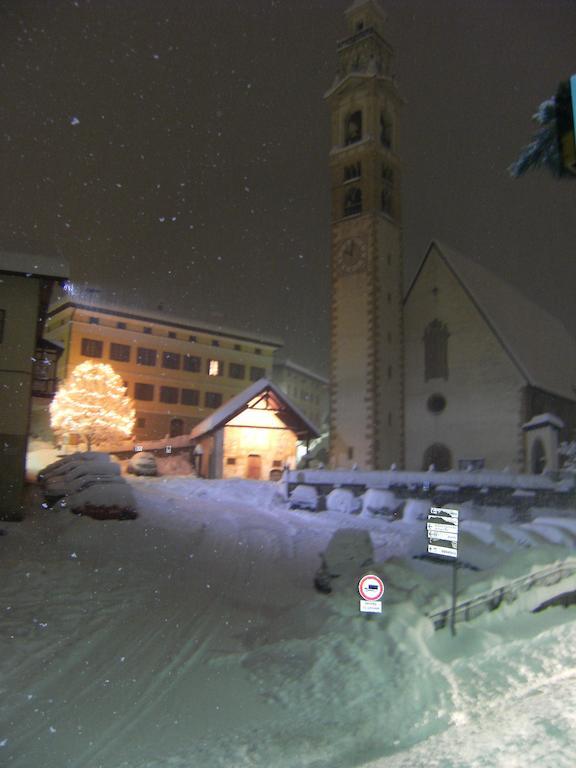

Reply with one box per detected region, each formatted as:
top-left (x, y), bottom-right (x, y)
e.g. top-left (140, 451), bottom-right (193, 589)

top-left (406, 241), bottom-right (576, 403)
top-left (273, 358), bottom-right (328, 385)
top-left (191, 378), bottom-right (320, 441)
top-left (49, 299), bottom-right (283, 348)
top-left (523, 413), bottom-right (565, 431)
top-left (0, 251), bottom-right (69, 280)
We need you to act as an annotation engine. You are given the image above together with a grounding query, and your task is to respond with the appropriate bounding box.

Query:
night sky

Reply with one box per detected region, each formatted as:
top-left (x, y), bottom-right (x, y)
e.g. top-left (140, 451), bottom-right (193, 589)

top-left (1, 0), bottom-right (575, 374)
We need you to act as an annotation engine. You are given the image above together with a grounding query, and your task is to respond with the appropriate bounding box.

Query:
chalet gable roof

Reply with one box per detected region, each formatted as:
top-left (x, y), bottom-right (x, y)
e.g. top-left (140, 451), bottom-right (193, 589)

top-left (191, 378), bottom-right (320, 441)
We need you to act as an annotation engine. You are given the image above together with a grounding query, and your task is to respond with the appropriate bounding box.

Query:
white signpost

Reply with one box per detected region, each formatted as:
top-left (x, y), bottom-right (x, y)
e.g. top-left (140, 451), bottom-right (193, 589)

top-left (427, 507), bottom-right (459, 558)
top-left (427, 506), bottom-right (460, 636)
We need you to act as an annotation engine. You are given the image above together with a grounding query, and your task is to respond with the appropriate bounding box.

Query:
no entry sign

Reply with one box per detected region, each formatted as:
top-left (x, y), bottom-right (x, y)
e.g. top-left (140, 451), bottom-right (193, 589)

top-left (358, 574), bottom-right (384, 601)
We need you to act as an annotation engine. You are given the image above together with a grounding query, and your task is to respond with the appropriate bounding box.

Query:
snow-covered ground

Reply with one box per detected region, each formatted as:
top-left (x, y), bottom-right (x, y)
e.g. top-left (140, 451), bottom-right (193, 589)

top-left (1, 476), bottom-right (575, 768)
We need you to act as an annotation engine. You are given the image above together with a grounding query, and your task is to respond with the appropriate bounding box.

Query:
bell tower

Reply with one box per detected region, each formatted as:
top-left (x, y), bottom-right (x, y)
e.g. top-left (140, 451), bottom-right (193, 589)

top-left (326, 0), bottom-right (404, 469)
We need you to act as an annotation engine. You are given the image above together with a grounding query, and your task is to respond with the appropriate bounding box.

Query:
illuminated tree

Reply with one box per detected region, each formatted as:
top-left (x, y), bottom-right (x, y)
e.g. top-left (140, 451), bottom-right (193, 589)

top-left (50, 360), bottom-right (135, 450)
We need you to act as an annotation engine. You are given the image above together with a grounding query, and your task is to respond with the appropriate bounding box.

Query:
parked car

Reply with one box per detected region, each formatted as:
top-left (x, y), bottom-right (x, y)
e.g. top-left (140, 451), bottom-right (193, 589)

top-left (127, 452), bottom-right (158, 476)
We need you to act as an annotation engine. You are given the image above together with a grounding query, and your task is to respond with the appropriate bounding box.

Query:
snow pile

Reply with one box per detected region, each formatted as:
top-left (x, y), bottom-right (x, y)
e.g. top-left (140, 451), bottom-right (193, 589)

top-left (362, 489), bottom-right (400, 518)
top-left (326, 487), bottom-right (362, 515)
top-left (0, 477), bottom-right (574, 768)
top-left (25, 439), bottom-right (60, 482)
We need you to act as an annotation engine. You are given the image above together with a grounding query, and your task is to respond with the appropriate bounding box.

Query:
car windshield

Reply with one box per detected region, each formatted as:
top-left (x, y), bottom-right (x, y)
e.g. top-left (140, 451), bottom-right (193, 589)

top-left (2, 2), bottom-right (576, 767)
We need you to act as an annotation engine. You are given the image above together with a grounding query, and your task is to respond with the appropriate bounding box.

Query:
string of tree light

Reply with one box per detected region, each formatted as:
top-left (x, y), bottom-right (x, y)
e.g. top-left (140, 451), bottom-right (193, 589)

top-left (50, 360), bottom-right (136, 450)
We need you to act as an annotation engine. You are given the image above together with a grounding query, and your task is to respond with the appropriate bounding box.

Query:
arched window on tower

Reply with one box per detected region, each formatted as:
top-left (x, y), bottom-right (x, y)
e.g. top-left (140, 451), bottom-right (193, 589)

top-left (381, 164), bottom-right (394, 216)
top-left (344, 110), bottom-right (363, 145)
top-left (380, 111), bottom-right (393, 148)
top-left (423, 319), bottom-right (449, 381)
top-left (343, 187), bottom-right (362, 217)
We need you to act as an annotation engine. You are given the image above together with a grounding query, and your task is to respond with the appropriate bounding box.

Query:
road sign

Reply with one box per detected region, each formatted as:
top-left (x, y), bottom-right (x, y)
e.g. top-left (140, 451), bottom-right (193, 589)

top-left (358, 574), bottom-right (384, 601)
top-left (427, 506), bottom-right (459, 559)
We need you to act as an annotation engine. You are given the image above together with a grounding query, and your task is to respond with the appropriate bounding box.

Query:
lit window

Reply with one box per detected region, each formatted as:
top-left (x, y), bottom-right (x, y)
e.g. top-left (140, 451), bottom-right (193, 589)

top-left (208, 359), bottom-right (222, 376)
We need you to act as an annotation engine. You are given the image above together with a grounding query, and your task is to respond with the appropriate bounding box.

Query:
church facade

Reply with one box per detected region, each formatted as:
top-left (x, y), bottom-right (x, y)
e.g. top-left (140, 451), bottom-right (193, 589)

top-left (329, 0), bottom-right (576, 473)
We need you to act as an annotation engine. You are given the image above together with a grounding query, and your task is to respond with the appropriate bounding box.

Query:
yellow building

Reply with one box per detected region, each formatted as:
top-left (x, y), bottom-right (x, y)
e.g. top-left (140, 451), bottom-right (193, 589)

top-left (0, 252), bottom-right (68, 519)
top-left (191, 379), bottom-right (319, 480)
top-left (272, 358), bottom-right (329, 432)
top-left (43, 300), bottom-right (282, 444)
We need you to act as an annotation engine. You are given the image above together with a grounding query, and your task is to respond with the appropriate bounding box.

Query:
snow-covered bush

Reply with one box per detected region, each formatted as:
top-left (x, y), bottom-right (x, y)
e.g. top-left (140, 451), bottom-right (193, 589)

top-left (326, 488), bottom-right (362, 515)
top-left (314, 528), bottom-right (374, 593)
top-left (289, 485), bottom-right (319, 511)
top-left (559, 441), bottom-right (576, 472)
top-left (362, 489), bottom-right (399, 519)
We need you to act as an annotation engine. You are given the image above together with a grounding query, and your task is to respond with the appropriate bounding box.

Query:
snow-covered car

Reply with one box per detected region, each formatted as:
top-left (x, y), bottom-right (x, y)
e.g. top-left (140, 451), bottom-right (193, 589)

top-left (362, 489), bottom-right (401, 519)
top-left (326, 488), bottom-right (362, 515)
top-left (38, 451), bottom-right (110, 484)
top-left (289, 484), bottom-right (319, 511)
top-left (66, 482), bottom-right (136, 519)
top-left (45, 459), bottom-right (120, 500)
top-left (127, 452), bottom-right (158, 476)
top-left (314, 528), bottom-right (374, 594)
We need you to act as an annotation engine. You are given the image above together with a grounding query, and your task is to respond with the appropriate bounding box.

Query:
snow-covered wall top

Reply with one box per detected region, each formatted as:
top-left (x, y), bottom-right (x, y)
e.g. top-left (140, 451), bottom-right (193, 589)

top-left (286, 468), bottom-right (575, 493)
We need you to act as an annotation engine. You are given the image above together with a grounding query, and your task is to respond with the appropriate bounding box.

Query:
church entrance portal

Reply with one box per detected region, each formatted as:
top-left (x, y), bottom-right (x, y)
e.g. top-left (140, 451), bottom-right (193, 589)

top-left (422, 443), bottom-right (452, 472)
top-left (531, 438), bottom-right (546, 474)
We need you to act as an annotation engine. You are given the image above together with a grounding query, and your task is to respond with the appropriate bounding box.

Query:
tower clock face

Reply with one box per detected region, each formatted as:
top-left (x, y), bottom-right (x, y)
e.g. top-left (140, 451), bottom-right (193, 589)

top-left (336, 239), bottom-right (367, 276)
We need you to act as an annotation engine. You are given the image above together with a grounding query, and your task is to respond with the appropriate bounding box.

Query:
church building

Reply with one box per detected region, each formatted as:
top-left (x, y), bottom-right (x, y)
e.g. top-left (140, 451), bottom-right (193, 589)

top-left (328, 0), bottom-right (576, 473)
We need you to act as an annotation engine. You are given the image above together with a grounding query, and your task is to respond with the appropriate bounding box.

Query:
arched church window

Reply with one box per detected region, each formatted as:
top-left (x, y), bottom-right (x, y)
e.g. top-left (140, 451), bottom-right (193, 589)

top-left (380, 112), bottom-right (393, 148)
top-left (423, 319), bottom-right (449, 381)
top-left (343, 187), bottom-right (362, 217)
top-left (381, 164), bottom-right (394, 216)
top-left (531, 439), bottom-right (546, 474)
top-left (343, 162), bottom-right (361, 182)
top-left (344, 110), bottom-right (362, 145)
top-left (422, 443), bottom-right (452, 472)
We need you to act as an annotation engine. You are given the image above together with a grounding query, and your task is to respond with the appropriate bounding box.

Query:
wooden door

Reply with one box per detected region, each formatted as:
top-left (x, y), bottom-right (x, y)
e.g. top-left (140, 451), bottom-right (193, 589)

top-left (246, 454), bottom-right (262, 480)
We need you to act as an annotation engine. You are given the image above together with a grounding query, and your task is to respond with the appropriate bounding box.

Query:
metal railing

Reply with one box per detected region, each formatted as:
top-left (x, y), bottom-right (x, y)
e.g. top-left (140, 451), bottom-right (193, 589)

top-left (429, 560), bottom-right (576, 630)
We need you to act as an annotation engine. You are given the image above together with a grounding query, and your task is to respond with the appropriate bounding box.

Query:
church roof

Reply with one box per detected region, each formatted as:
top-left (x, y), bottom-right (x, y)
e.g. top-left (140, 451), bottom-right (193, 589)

top-left (190, 378), bottom-right (320, 442)
top-left (406, 241), bottom-right (576, 402)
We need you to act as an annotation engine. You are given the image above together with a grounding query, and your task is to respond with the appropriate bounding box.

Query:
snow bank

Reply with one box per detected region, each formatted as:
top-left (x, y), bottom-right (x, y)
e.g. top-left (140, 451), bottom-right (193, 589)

top-left (0, 477), bottom-right (574, 768)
